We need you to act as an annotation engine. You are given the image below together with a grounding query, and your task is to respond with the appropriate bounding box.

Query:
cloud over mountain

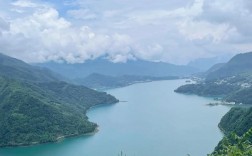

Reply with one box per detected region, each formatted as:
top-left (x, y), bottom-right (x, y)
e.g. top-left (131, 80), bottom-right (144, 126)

top-left (0, 0), bottom-right (251, 64)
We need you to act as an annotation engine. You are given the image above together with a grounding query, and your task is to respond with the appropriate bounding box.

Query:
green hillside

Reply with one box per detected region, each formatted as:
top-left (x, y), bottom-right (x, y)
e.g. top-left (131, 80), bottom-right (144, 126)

top-left (0, 53), bottom-right (64, 82)
top-left (226, 87), bottom-right (252, 104)
top-left (175, 52), bottom-right (252, 104)
top-left (174, 83), bottom-right (238, 97)
top-left (210, 107), bottom-right (252, 155)
top-left (206, 52), bottom-right (252, 81)
top-left (175, 52), bottom-right (252, 155)
top-left (210, 128), bottom-right (252, 156)
top-left (219, 107), bottom-right (252, 137)
top-left (0, 54), bottom-right (118, 147)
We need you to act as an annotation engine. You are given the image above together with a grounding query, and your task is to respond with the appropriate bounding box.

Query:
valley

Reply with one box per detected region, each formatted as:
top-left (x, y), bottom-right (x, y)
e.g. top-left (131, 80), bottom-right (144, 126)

top-left (1, 0), bottom-right (252, 155)
top-left (1, 52), bottom-right (252, 155)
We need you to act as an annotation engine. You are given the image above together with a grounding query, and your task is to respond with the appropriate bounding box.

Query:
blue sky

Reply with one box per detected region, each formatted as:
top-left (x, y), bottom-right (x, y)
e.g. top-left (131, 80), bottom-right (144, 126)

top-left (0, 0), bottom-right (251, 64)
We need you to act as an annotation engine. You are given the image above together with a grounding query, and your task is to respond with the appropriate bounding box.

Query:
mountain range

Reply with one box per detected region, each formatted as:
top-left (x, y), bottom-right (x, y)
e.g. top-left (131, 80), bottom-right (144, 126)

top-left (176, 52), bottom-right (252, 102)
top-left (74, 73), bottom-right (178, 90)
top-left (205, 52), bottom-right (252, 81)
top-left (36, 58), bottom-right (199, 79)
top-left (187, 55), bottom-right (231, 71)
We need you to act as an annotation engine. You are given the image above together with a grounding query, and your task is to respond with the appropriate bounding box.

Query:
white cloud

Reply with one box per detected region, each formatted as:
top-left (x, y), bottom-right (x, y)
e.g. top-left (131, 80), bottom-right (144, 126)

top-left (67, 9), bottom-right (97, 20)
top-left (0, 5), bottom-right (137, 63)
top-left (12, 0), bottom-right (38, 8)
top-left (0, 0), bottom-right (251, 64)
top-left (0, 17), bottom-right (9, 32)
top-left (178, 20), bottom-right (236, 42)
top-left (198, 0), bottom-right (252, 36)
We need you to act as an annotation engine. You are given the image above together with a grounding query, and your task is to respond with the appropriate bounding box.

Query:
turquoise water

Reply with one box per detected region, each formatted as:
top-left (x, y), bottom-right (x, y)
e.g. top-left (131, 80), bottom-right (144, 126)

top-left (0, 80), bottom-right (230, 156)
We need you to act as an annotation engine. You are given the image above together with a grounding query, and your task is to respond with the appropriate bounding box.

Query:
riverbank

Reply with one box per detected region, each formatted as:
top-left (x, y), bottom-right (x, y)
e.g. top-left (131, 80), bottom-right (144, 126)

top-left (0, 126), bottom-right (100, 148)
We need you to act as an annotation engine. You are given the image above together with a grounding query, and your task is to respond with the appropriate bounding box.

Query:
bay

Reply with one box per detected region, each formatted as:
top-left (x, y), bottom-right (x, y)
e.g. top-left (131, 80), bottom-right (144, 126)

top-left (0, 80), bottom-right (230, 156)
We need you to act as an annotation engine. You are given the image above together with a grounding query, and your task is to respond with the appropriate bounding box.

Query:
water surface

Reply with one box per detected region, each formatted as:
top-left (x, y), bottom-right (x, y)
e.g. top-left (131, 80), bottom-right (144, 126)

top-left (0, 80), bottom-right (230, 156)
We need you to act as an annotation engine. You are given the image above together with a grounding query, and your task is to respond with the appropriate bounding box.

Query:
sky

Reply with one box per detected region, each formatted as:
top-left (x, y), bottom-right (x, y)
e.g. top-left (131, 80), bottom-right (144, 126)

top-left (0, 0), bottom-right (252, 64)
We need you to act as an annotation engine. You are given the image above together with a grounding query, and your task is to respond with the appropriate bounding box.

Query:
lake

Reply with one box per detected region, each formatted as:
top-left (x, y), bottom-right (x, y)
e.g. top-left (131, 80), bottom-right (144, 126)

top-left (0, 80), bottom-right (230, 156)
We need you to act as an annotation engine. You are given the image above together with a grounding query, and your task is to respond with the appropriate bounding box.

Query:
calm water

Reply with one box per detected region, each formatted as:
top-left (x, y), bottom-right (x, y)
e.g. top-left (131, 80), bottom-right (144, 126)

top-left (0, 80), bottom-right (230, 156)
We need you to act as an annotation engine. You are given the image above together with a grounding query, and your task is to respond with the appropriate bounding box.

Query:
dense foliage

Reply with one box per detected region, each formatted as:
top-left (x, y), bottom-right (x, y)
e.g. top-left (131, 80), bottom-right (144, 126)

top-left (175, 52), bottom-right (252, 155)
top-left (209, 128), bottom-right (252, 156)
top-left (0, 76), bottom-right (118, 147)
top-left (0, 53), bottom-right (62, 82)
top-left (0, 54), bottom-right (118, 147)
top-left (219, 107), bottom-right (252, 137)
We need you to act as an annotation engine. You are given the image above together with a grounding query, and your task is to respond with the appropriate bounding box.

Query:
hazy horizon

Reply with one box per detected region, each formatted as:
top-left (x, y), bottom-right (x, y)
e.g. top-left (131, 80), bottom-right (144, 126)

top-left (0, 0), bottom-right (252, 65)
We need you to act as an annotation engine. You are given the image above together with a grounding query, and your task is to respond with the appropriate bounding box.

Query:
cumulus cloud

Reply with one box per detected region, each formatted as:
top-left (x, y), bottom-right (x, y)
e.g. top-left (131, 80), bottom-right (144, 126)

top-left (0, 3), bottom-right (137, 63)
top-left (0, 0), bottom-right (251, 64)
top-left (11, 0), bottom-right (38, 8)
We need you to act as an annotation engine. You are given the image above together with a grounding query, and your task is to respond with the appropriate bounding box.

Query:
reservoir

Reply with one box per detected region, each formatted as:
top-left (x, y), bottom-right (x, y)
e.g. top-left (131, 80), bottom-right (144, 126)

top-left (0, 80), bottom-right (230, 156)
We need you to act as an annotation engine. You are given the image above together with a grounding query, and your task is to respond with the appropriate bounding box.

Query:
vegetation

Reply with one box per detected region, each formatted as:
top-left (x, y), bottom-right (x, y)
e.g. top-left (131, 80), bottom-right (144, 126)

top-left (0, 53), bottom-right (63, 82)
top-left (206, 52), bottom-right (252, 81)
top-left (175, 52), bottom-right (252, 155)
top-left (175, 76), bottom-right (252, 104)
top-left (219, 107), bottom-right (252, 137)
top-left (174, 83), bottom-right (238, 97)
top-left (0, 54), bottom-right (118, 147)
top-left (209, 128), bottom-right (252, 156)
top-left (0, 76), bottom-right (118, 147)
top-left (226, 87), bottom-right (252, 104)
top-left (175, 52), bottom-right (252, 104)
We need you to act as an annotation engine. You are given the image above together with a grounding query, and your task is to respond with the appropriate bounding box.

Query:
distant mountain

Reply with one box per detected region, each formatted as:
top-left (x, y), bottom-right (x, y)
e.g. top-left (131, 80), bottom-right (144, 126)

top-left (187, 56), bottom-right (231, 72)
top-left (36, 58), bottom-right (199, 79)
top-left (74, 73), bottom-right (178, 90)
top-left (195, 63), bottom-right (225, 78)
top-left (0, 53), bottom-right (118, 147)
top-left (175, 52), bottom-right (252, 103)
top-left (205, 63), bottom-right (225, 75)
top-left (206, 52), bottom-right (252, 81)
top-left (175, 52), bottom-right (252, 155)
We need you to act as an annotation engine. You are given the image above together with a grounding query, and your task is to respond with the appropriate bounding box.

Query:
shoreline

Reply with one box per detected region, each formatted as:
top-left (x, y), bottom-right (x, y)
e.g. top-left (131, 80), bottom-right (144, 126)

top-left (0, 79), bottom-right (231, 156)
top-left (0, 80), bottom-right (189, 149)
top-left (92, 78), bottom-right (181, 91)
top-left (56, 126), bottom-right (100, 141)
top-left (0, 101), bottom-right (117, 149)
top-left (206, 101), bottom-right (236, 107)
top-left (0, 89), bottom-right (119, 149)
top-left (0, 126), bottom-right (100, 149)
